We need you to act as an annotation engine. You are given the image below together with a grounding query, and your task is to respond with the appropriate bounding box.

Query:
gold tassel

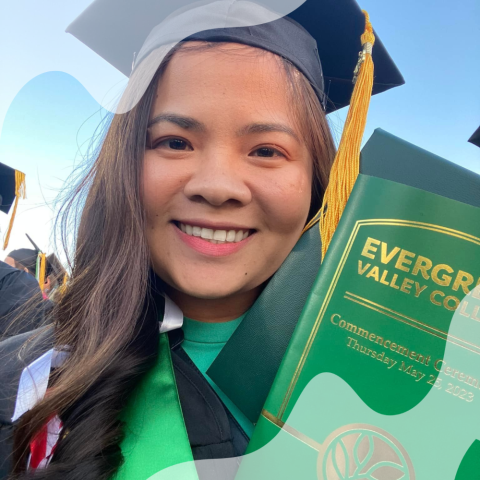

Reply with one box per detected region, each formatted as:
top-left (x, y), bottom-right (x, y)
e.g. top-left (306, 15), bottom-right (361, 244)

top-left (59, 272), bottom-right (69, 296)
top-left (37, 253), bottom-right (46, 292)
top-left (3, 170), bottom-right (26, 250)
top-left (306, 11), bottom-right (375, 260)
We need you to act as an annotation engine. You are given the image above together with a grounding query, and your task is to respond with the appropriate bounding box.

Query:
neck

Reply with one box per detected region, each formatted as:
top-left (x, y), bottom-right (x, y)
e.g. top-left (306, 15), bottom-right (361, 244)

top-left (165, 286), bottom-right (262, 323)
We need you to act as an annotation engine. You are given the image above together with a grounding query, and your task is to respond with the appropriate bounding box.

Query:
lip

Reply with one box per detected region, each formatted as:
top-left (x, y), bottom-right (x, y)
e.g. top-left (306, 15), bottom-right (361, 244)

top-left (173, 223), bottom-right (254, 257)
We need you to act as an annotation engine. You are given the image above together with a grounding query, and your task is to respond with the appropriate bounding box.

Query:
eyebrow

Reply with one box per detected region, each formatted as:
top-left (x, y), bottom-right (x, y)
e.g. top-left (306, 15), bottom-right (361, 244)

top-left (148, 113), bottom-right (299, 142)
top-left (236, 123), bottom-right (300, 142)
top-left (148, 113), bottom-right (206, 132)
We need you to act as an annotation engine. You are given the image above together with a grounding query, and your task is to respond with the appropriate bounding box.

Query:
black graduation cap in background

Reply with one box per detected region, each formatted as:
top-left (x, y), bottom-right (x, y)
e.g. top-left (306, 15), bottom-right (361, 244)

top-left (0, 162), bottom-right (26, 250)
top-left (25, 233), bottom-right (41, 254)
top-left (66, 0), bottom-right (404, 112)
top-left (6, 234), bottom-right (40, 277)
top-left (0, 162), bottom-right (17, 215)
top-left (469, 126), bottom-right (480, 148)
top-left (25, 234), bottom-right (64, 277)
top-left (46, 253), bottom-right (66, 280)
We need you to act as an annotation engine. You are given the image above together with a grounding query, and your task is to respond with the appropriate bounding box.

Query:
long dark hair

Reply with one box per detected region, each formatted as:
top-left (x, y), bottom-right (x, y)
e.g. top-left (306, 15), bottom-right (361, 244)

top-left (10, 42), bottom-right (336, 479)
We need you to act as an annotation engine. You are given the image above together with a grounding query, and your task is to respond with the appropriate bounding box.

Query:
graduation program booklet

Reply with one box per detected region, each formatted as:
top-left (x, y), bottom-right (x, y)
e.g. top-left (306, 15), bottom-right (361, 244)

top-left (236, 168), bottom-right (480, 477)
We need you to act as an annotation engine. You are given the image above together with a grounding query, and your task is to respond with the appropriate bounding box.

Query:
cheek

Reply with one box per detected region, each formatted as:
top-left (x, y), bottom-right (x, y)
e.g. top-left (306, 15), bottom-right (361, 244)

top-left (256, 166), bottom-right (312, 233)
top-left (142, 153), bottom-right (185, 220)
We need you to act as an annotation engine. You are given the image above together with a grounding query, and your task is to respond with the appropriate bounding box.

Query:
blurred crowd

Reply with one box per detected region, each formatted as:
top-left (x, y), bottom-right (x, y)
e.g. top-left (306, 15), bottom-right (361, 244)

top-left (0, 244), bottom-right (66, 338)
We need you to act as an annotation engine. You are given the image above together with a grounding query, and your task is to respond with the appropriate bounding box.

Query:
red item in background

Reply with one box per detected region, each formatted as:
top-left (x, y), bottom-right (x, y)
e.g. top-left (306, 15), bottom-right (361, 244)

top-left (29, 415), bottom-right (62, 470)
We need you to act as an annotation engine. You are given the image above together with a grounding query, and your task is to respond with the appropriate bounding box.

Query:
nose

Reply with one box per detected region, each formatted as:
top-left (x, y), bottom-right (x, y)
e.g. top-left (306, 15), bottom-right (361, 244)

top-left (183, 152), bottom-right (252, 207)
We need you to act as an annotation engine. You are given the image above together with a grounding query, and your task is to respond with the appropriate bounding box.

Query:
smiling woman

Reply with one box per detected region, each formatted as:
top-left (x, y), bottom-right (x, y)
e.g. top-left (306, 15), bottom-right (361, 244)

top-left (0, 1), bottom-right (403, 479)
top-left (3, 40), bottom-right (334, 480)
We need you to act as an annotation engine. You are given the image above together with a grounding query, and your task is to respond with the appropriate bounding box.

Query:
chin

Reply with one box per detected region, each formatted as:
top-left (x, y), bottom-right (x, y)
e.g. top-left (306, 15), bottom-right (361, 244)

top-left (176, 281), bottom-right (243, 300)
top-left (153, 262), bottom-right (262, 302)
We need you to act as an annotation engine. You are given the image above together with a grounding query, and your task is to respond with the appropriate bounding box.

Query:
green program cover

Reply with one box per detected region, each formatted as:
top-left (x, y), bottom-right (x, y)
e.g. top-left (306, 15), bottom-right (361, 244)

top-left (238, 174), bottom-right (480, 479)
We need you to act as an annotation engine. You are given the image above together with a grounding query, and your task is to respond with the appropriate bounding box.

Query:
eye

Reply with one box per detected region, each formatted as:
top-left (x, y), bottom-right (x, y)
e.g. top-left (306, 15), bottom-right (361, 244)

top-left (153, 137), bottom-right (193, 151)
top-left (250, 147), bottom-right (284, 158)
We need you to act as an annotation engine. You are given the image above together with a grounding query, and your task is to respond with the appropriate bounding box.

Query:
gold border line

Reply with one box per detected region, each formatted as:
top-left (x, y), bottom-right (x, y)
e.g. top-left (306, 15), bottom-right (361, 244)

top-left (276, 221), bottom-right (361, 419)
top-left (358, 219), bottom-right (480, 246)
top-left (261, 409), bottom-right (322, 452)
top-left (276, 219), bottom-right (480, 422)
top-left (344, 292), bottom-right (480, 352)
top-left (360, 220), bottom-right (480, 245)
top-left (344, 293), bottom-right (480, 356)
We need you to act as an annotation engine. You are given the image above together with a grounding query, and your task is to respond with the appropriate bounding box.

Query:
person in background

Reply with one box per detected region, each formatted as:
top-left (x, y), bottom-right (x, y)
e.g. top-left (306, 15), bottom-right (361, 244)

top-left (0, 259), bottom-right (46, 338)
top-left (1, 166), bottom-right (48, 336)
top-left (44, 254), bottom-right (67, 302)
top-left (5, 238), bottom-right (64, 302)
top-left (4, 248), bottom-right (37, 277)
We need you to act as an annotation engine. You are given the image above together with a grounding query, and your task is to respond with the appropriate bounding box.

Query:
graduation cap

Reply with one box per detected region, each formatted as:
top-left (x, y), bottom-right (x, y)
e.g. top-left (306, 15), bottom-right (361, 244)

top-left (66, 0), bottom-right (404, 113)
top-left (8, 234), bottom-right (47, 290)
top-left (46, 253), bottom-right (66, 281)
top-left (469, 126), bottom-right (480, 148)
top-left (7, 234), bottom-right (40, 279)
top-left (25, 234), bottom-right (67, 287)
top-left (67, 0), bottom-right (404, 256)
top-left (0, 162), bottom-right (26, 250)
top-left (25, 235), bottom-right (65, 292)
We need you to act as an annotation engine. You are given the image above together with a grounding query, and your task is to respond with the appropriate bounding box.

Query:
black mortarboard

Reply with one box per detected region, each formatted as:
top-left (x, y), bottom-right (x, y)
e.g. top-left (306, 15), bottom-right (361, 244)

top-left (7, 234), bottom-right (41, 276)
top-left (11, 235), bottom-right (65, 286)
top-left (66, 0), bottom-right (404, 112)
top-left (46, 253), bottom-right (66, 280)
top-left (25, 233), bottom-right (42, 254)
top-left (7, 248), bottom-right (37, 276)
top-left (0, 162), bottom-right (17, 215)
top-left (469, 126), bottom-right (480, 148)
top-left (1, 162), bottom-right (26, 250)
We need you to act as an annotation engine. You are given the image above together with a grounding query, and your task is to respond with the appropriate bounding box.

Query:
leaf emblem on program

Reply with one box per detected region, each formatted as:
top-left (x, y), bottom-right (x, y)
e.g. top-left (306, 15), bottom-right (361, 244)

top-left (319, 426), bottom-right (413, 480)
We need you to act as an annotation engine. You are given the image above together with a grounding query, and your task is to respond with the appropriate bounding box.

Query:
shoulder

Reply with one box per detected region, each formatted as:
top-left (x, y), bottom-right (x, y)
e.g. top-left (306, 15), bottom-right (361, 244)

top-left (0, 260), bottom-right (36, 287)
top-left (0, 327), bottom-right (54, 479)
top-left (0, 260), bottom-right (17, 282)
top-left (0, 262), bottom-right (48, 337)
top-left (0, 326), bottom-right (54, 425)
top-left (0, 324), bottom-right (53, 358)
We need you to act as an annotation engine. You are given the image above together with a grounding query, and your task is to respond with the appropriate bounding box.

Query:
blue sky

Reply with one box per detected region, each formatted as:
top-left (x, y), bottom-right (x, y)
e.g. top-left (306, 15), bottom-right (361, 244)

top-left (0, 71), bottom-right (106, 258)
top-left (0, 0), bottom-right (479, 258)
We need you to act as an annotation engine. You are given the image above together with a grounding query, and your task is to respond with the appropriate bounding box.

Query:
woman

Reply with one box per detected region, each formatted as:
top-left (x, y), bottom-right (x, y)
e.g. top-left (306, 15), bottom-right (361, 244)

top-left (0, 2), bottom-right (402, 479)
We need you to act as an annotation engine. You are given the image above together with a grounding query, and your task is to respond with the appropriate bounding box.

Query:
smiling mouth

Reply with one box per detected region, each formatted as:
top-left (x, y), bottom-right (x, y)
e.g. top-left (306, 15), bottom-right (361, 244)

top-left (174, 222), bottom-right (253, 244)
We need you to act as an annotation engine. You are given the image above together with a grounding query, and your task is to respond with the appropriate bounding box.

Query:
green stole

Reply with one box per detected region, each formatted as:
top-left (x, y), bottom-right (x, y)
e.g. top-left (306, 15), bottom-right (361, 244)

top-left (114, 334), bottom-right (197, 480)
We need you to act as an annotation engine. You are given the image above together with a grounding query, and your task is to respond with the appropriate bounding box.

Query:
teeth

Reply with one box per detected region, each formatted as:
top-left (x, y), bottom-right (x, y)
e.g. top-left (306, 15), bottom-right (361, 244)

top-left (201, 228), bottom-right (213, 240)
top-left (179, 223), bottom-right (251, 244)
top-left (213, 230), bottom-right (227, 241)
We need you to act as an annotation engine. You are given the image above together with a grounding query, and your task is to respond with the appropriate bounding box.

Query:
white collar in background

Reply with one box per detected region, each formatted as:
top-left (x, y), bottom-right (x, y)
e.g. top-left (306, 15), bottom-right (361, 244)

top-left (12, 295), bottom-right (183, 422)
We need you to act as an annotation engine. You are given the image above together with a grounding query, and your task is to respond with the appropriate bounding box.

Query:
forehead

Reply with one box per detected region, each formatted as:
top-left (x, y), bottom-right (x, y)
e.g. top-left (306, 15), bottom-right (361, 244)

top-left (152, 43), bottom-right (295, 121)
